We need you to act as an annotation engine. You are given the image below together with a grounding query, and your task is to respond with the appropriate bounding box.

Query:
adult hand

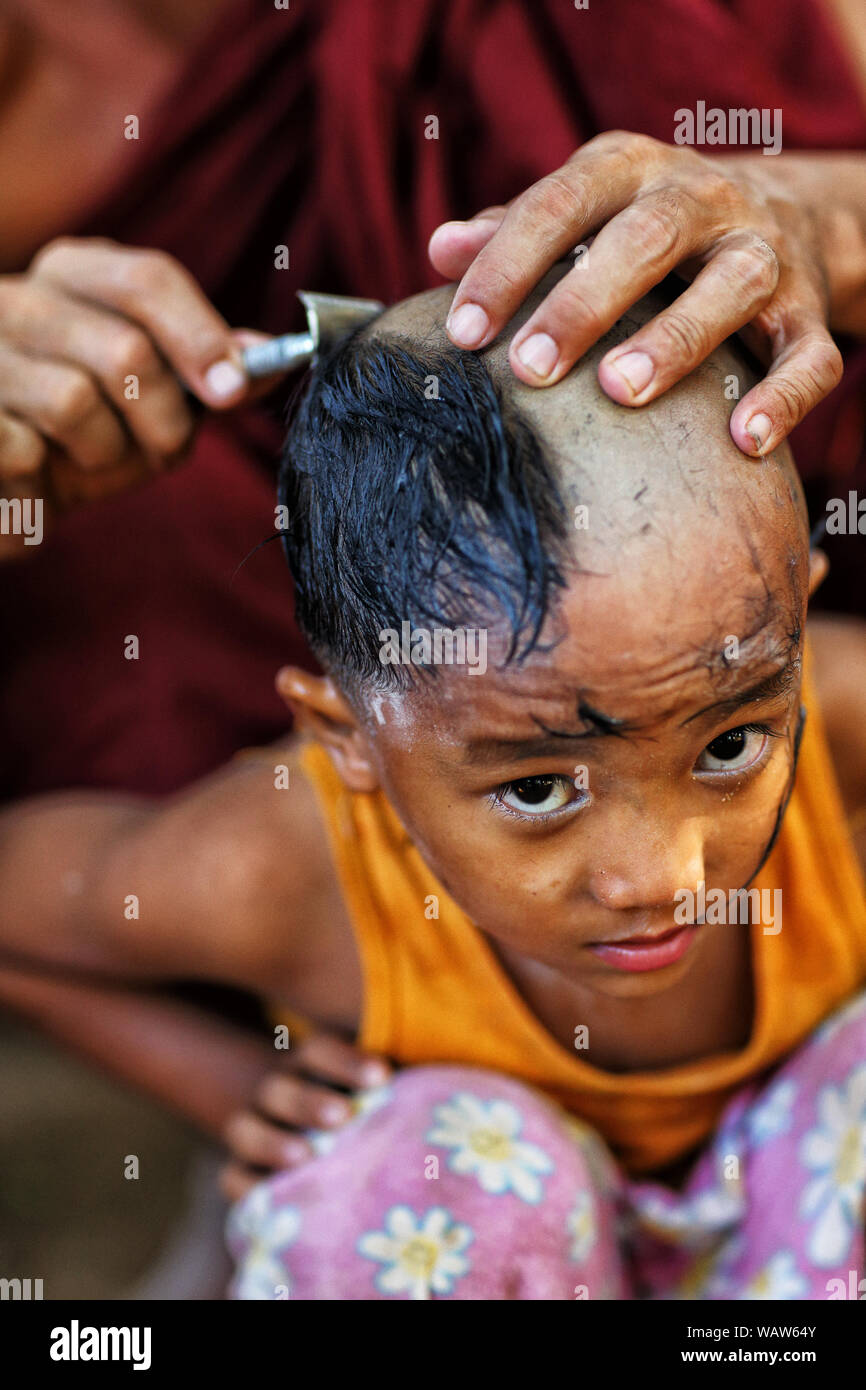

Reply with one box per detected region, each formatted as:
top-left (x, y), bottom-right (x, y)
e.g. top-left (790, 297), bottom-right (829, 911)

top-left (0, 236), bottom-right (268, 556)
top-left (429, 131), bottom-right (846, 457)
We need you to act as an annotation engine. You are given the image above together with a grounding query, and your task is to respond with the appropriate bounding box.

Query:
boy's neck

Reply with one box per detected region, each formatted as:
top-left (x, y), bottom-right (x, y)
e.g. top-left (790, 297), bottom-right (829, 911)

top-left (491, 920), bottom-right (754, 1074)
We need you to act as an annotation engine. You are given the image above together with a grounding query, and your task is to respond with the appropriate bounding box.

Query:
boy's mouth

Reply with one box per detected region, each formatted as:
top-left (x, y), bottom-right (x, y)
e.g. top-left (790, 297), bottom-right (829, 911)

top-left (587, 922), bottom-right (699, 973)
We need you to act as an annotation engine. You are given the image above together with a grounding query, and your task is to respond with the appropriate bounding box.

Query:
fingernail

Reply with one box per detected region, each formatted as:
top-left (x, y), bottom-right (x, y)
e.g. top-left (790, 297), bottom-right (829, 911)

top-left (516, 332), bottom-right (559, 379)
top-left (609, 350), bottom-right (654, 397)
top-left (447, 302), bottom-right (489, 348)
top-left (745, 413), bottom-right (772, 450)
top-left (320, 1100), bottom-right (351, 1125)
top-left (204, 358), bottom-right (246, 400)
top-left (359, 1060), bottom-right (390, 1087)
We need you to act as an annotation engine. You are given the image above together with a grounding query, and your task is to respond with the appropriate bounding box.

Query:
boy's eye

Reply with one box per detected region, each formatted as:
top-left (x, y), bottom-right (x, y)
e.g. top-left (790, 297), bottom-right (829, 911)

top-left (496, 773), bottom-right (578, 818)
top-left (696, 724), bottom-right (769, 774)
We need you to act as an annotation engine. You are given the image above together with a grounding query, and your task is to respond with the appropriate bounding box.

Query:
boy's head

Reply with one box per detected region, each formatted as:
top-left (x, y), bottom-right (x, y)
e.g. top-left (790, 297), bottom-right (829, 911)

top-left (277, 264), bottom-right (822, 1000)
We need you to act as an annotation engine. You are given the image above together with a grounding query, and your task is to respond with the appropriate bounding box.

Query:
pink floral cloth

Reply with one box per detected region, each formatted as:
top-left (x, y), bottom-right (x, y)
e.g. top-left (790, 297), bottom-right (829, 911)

top-left (227, 992), bottom-right (866, 1300)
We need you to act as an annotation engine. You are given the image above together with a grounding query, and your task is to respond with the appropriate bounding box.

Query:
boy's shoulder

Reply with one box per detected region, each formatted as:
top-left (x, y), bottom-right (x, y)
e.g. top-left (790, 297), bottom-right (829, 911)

top-left (213, 737), bottom-right (363, 1026)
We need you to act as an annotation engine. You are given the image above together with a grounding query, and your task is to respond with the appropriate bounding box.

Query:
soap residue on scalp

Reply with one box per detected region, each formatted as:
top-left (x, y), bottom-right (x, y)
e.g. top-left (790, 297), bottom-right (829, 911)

top-left (366, 678), bottom-right (469, 754)
top-left (369, 689), bottom-right (417, 736)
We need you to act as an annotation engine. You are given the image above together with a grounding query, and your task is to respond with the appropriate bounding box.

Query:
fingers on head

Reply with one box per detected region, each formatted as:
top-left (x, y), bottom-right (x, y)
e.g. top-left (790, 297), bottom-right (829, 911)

top-left (732, 326), bottom-right (843, 454)
top-left (0, 410), bottom-right (47, 477)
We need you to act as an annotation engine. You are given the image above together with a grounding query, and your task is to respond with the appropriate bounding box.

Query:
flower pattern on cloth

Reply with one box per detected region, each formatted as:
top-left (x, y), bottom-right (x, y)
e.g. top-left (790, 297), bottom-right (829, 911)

top-left (740, 1250), bottom-right (810, 1300)
top-left (306, 1084), bottom-right (394, 1156)
top-left (812, 990), bottom-right (866, 1049)
top-left (226, 1186), bottom-right (301, 1300)
top-left (746, 1079), bottom-right (798, 1148)
top-left (630, 1185), bottom-right (744, 1254)
top-left (566, 1191), bottom-right (597, 1264)
top-left (700, 1237), bottom-right (810, 1300)
top-left (426, 1092), bottom-right (554, 1203)
top-left (799, 1063), bottom-right (866, 1266)
top-left (357, 1205), bottom-right (473, 1300)
top-left (225, 993), bottom-right (866, 1300)
top-left (561, 1115), bottom-right (623, 1199)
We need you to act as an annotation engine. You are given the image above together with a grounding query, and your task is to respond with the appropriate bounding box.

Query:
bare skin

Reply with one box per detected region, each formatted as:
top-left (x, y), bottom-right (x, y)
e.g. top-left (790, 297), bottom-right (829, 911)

top-left (1, 277), bottom-right (865, 1201)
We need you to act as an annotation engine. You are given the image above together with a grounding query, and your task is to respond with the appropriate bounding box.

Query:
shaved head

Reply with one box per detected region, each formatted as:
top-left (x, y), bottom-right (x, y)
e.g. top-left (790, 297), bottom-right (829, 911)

top-left (280, 262), bottom-right (811, 697)
top-left (365, 263), bottom-right (809, 564)
top-left (349, 263), bottom-right (810, 686)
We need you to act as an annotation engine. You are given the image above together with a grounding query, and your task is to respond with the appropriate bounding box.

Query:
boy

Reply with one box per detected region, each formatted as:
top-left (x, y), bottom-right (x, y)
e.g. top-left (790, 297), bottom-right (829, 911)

top-left (3, 266), bottom-right (866, 1297)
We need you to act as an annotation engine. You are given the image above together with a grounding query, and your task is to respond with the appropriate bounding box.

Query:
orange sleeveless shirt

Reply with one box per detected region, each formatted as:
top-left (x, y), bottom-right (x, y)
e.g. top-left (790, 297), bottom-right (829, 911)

top-left (285, 656), bottom-right (866, 1176)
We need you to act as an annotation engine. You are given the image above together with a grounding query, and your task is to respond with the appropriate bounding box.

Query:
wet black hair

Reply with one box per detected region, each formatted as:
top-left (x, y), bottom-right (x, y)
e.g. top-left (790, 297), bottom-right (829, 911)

top-left (277, 330), bottom-right (571, 694)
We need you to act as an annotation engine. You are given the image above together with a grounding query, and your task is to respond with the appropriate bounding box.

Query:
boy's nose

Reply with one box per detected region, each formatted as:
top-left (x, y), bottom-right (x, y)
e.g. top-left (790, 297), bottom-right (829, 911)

top-left (587, 819), bottom-right (705, 913)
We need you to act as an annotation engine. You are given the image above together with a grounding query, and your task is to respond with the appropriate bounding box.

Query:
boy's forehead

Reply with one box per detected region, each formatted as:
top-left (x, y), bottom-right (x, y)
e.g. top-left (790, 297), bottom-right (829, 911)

top-left (450, 536), bottom-right (797, 672)
top-left (384, 572), bottom-right (804, 757)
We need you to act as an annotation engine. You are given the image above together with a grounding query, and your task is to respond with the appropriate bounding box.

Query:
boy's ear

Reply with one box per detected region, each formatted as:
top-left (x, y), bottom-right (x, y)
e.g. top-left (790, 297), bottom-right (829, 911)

top-left (275, 666), bottom-right (379, 792)
top-left (808, 547), bottom-right (829, 597)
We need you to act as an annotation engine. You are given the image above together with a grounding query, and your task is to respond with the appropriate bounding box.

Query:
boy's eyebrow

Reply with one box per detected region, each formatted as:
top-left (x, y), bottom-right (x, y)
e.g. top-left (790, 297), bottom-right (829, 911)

top-left (680, 658), bottom-right (800, 726)
top-left (461, 659), bottom-right (800, 766)
top-left (462, 706), bottom-right (642, 766)
top-left (462, 731), bottom-right (609, 766)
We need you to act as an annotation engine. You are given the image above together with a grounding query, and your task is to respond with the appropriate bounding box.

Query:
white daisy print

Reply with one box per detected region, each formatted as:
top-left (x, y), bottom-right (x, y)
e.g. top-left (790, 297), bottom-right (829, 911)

top-left (740, 1250), bottom-right (809, 1300)
top-left (632, 1186), bottom-right (742, 1252)
top-left (357, 1205), bottom-right (473, 1300)
top-left (747, 1079), bottom-right (797, 1148)
top-left (566, 1191), bottom-right (597, 1263)
top-left (562, 1115), bottom-right (622, 1199)
top-left (812, 993), bottom-right (866, 1049)
top-left (306, 1083), bottom-right (394, 1156)
top-left (426, 1093), bottom-right (554, 1203)
top-left (227, 1185), bottom-right (301, 1300)
top-left (799, 1063), bottom-right (866, 1266)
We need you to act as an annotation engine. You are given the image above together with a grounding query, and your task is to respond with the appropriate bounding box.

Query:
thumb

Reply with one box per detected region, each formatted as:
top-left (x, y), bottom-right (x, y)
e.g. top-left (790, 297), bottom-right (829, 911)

top-left (225, 328), bottom-right (291, 403)
top-left (428, 208), bottom-right (507, 279)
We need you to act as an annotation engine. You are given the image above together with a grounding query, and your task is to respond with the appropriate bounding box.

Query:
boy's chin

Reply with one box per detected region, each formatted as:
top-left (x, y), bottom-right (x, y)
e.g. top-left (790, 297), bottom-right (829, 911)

top-left (580, 946), bottom-right (701, 999)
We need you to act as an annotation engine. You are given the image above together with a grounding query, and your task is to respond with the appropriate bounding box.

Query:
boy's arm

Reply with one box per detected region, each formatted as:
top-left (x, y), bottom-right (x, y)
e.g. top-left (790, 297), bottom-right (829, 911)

top-left (0, 749), bottom-right (332, 993)
top-left (0, 963), bottom-right (277, 1139)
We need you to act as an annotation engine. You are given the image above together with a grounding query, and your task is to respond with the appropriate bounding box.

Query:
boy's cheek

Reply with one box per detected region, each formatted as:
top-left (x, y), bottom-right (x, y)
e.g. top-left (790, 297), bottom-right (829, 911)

top-left (384, 779), bottom-right (525, 909)
top-left (702, 767), bottom-right (796, 885)
top-left (413, 814), bottom-right (575, 929)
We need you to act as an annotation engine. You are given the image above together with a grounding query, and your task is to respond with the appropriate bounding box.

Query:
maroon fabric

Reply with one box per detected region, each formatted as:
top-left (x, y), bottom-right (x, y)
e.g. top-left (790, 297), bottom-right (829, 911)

top-left (2, 0), bottom-right (865, 796)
